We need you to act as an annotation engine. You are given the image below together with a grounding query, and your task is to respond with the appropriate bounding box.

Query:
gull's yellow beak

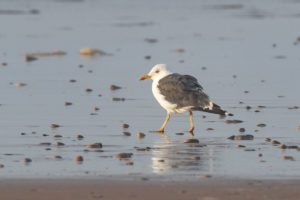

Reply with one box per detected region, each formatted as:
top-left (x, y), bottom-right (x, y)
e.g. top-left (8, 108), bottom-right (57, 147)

top-left (139, 74), bottom-right (151, 80)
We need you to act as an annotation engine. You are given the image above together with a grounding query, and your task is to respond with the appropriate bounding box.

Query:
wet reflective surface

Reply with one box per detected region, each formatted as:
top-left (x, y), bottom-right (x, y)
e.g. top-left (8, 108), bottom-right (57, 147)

top-left (1, 0), bottom-right (300, 180)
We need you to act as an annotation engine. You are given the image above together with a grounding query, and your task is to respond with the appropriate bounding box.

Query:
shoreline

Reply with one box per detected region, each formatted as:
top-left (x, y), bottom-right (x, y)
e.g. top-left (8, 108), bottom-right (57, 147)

top-left (1, 178), bottom-right (300, 200)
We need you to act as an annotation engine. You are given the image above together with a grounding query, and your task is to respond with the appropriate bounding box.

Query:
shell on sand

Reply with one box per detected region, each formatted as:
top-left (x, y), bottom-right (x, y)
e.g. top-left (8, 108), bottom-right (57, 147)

top-left (79, 47), bottom-right (111, 56)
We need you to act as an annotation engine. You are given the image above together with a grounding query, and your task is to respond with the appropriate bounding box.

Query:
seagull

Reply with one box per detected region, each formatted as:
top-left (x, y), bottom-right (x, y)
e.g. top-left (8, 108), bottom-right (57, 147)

top-left (139, 64), bottom-right (231, 133)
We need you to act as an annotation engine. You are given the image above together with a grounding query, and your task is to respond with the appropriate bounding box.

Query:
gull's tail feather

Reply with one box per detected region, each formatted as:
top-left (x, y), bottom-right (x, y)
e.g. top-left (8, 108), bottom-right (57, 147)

top-left (195, 103), bottom-right (233, 116)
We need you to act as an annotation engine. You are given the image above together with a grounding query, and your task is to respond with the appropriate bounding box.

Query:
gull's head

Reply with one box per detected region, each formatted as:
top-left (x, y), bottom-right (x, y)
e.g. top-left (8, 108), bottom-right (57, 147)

top-left (139, 64), bottom-right (170, 81)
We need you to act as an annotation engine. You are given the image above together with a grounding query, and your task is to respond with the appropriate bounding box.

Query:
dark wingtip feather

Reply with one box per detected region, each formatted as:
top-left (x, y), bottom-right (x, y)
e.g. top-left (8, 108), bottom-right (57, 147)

top-left (195, 103), bottom-right (232, 116)
top-left (210, 103), bottom-right (227, 115)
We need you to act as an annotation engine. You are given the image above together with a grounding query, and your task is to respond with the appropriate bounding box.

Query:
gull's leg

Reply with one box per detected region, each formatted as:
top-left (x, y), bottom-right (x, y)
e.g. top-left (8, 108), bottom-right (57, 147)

top-left (152, 113), bottom-right (170, 133)
top-left (188, 111), bottom-right (194, 133)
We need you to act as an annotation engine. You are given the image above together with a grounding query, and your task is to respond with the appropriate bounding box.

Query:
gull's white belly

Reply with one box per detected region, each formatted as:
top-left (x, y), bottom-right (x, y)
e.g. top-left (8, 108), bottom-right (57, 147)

top-left (152, 81), bottom-right (192, 114)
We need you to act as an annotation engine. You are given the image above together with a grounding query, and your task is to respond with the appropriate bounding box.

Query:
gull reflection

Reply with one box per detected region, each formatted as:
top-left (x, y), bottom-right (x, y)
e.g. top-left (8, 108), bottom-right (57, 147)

top-left (151, 134), bottom-right (216, 175)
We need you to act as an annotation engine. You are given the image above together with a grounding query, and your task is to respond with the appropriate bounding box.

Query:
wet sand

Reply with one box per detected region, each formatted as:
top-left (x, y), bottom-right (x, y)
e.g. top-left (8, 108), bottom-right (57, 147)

top-left (1, 178), bottom-right (300, 200)
top-left (1, 2), bottom-right (300, 199)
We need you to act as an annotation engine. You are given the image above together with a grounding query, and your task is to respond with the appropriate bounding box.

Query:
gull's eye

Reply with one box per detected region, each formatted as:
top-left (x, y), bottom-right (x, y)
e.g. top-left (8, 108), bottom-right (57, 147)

top-left (155, 70), bottom-right (160, 73)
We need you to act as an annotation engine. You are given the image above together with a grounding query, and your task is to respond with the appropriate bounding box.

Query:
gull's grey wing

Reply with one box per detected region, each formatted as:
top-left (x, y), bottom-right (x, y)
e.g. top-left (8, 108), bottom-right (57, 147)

top-left (157, 73), bottom-right (211, 109)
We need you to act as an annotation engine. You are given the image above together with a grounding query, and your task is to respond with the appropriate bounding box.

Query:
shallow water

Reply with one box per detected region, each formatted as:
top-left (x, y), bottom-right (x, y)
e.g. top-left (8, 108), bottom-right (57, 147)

top-left (1, 0), bottom-right (300, 180)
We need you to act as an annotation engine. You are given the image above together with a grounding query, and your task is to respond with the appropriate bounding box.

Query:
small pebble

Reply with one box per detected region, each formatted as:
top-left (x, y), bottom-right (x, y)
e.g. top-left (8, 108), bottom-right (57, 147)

top-left (53, 135), bottom-right (62, 138)
top-left (244, 149), bottom-right (256, 152)
top-left (85, 88), bottom-right (93, 93)
top-left (288, 106), bottom-right (299, 110)
top-left (274, 55), bottom-right (286, 59)
top-left (79, 47), bottom-right (110, 56)
top-left (75, 155), bottom-right (84, 162)
top-left (52, 155), bottom-right (62, 159)
top-left (191, 156), bottom-right (201, 160)
top-left (45, 148), bottom-right (51, 151)
top-left (158, 159), bottom-right (165, 162)
top-left (206, 128), bottom-right (214, 131)
top-left (144, 38), bottom-right (158, 43)
top-left (23, 158), bottom-right (32, 163)
top-left (137, 132), bottom-right (146, 139)
top-left (279, 144), bottom-right (287, 149)
top-left (40, 142), bottom-right (51, 146)
top-left (86, 143), bottom-right (102, 148)
top-left (122, 123), bottom-right (129, 129)
top-left (287, 145), bottom-right (298, 149)
top-left (202, 174), bottom-right (212, 178)
top-left (134, 147), bottom-right (151, 151)
top-left (98, 94), bottom-right (102, 97)
top-left (122, 132), bottom-right (131, 136)
top-left (246, 106), bottom-right (252, 110)
top-left (77, 135), bottom-right (84, 139)
top-left (112, 97), bottom-right (125, 101)
top-left (126, 161), bottom-right (134, 166)
top-left (42, 134), bottom-right (49, 137)
top-left (0, 164), bottom-right (4, 168)
top-left (50, 124), bottom-right (60, 128)
top-left (110, 84), bottom-right (121, 90)
top-left (239, 128), bottom-right (246, 133)
top-left (1, 62), bottom-right (7, 66)
top-left (282, 156), bottom-right (294, 161)
top-left (64, 102), bottom-right (72, 106)
top-left (184, 139), bottom-right (199, 143)
top-left (237, 145), bottom-right (246, 148)
top-left (69, 79), bottom-right (77, 83)
top-left (174, 48), bottom-right (185, 53)
top-left (20, 132), bottom-right (26, 135)
top-left (144, 55), bottom-right (151, 60)
top-left (225, 120), bottom-right (243, 124)
top-left (257, 123), bottom-right (266, 127)
top-left (254, 110), bottom-right (260, 113)
top-left (14, 82), bottom-right (27, 87)
top-left (56, 142), bottom-right (65, 146)
top-left (259, 153), bottom-right (263, 157)
top-left (24, 55), bottom-right (37, 62)
top-left (265, 138), bottom-right (271, 142)
top-left (257, 105), bottom-right (266, 109)
top-left (141, 177), bottom-right (149, 181)
top-left (228, 135), bottom-right (254, 140)
top-left (175, 132), bottom-right (184, 135)
top-left (94, 107), bottom-right (100, 111)
top-left (116, 153), bottom-right (133, 159)
top-left (271, 140), bottom-right (280, 145)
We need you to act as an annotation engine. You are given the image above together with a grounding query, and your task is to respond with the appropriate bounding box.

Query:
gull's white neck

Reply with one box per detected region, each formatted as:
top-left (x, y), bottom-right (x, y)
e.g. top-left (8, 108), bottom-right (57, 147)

top-left (152, 70), bottom-right (171, 82)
